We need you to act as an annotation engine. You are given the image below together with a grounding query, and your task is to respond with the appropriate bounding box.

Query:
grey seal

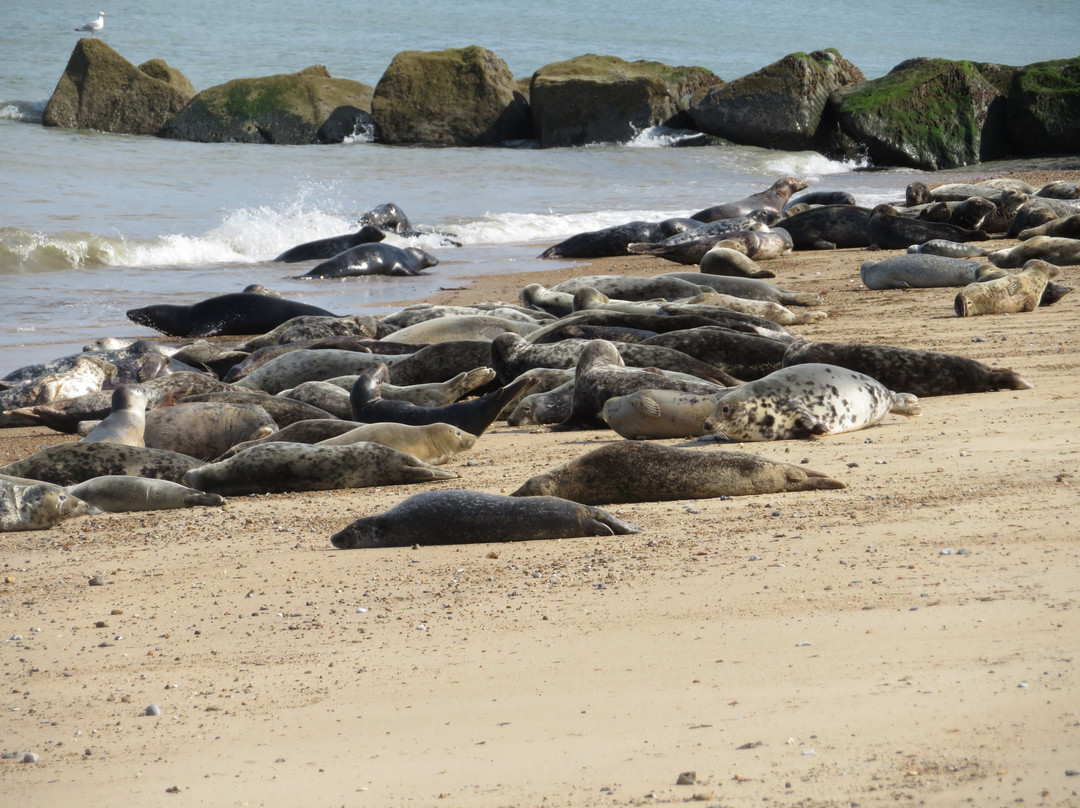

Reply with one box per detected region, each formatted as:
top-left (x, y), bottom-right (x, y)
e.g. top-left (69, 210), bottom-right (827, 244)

top-left (601, 388), bottom-right (731, 440)
top-left (330, 489), bottom-right (641, 548)
top-left (1018, 214), bottom-right (1080, 241)
top-left (1, 473), bottom-right (91, 532)
top-left (143, 402), bottom-right (278, 460)
top-left (988, 236), bottom-right (1080, 268)
top-left (702, 363), bottom-right (921, 441)
top-left (298, 243), bottom-right (438, 279)
top-left (781, 338), bottom-right (1033, 397)
top-left (906, 240), bottom-right (991, 258)
top-left (859, 254), bottom-right (984, 289)
top-left (182, 441), bottom-right (457, 496)
top-left (955, 260), bottom-right (1061, 317)
top-left (126, 293), bottom-right (338, 338)
top-left (510, 441), bottom-right (845, 505)
top-left (689, 177), bottom-right (809, 222)
top-left (505, 381), bottom-right (575, 426)
top-left (174, 391), bottom-right (335, 427)
top-left (866, 204), bottom-right (989, 249)
top-left (662, 272), bottom-right (823, 307)
top-left (81, 385), bottom-right (149, 446)
top-left (626, 212), bottom-right (776, 265)
top-left (779, 204), bottom-right (873, 249)
top-left (386, 314), bottom-right (540, 344)
top-left (0, 442), bottom-right (203, 486)
top-left (549, 274), bottom-right (710, 302)
top-left (641, 327), bottom-right (789, 381)
top-left (64, 476), bottom-right (226, 512)
top-left (272, 225), bottom-right (385, 262)
top-left (538, 218), bottom-right (696, 259)
top-left (0, 355), bottom-right (116, 411)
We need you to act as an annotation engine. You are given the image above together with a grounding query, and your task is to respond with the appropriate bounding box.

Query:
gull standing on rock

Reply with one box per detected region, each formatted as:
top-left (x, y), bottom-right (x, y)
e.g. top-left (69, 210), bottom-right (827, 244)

top-left (75, 12), bottom-right (106, 38)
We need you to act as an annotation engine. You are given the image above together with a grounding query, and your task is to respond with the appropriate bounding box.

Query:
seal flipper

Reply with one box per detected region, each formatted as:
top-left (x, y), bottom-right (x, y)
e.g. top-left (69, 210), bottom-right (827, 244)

top-left (631, 395), bottom-right (662, 418)
top-left (793, 408), bottom-right (828, 437)
top-left (889, 393), bottom-right (922, 416)
top-left (583, 511), bottom-right (642, 536)
top-left (988, 369), bottom-right (1034, 390)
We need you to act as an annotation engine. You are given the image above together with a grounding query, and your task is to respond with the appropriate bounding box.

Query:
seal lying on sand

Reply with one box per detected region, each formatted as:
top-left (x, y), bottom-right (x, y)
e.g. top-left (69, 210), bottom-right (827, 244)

top-left (0, 473), bottom-right (90, 532)
top-left (510, 441), bottom-right (845, 505)
top-left (330, 490), bottom-right (641, 548)
top-left (64, 476), bottom-right (225, 512)
top-left (955, 260), bottom-right (1061, 317)
top-left (702, 363), bottom-right (921, 441)
top-left (689, 177), bottom-right (808, 222)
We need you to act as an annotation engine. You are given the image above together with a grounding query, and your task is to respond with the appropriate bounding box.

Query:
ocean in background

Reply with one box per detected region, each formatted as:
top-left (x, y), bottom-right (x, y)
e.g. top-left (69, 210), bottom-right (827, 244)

top-left (1, 0), bottom-right (1077, 376)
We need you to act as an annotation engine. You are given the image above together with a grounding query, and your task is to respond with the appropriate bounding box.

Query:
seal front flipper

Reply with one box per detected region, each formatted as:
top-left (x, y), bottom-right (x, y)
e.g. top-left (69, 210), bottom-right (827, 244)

top-left (794, 407), bottom-right (828, 437)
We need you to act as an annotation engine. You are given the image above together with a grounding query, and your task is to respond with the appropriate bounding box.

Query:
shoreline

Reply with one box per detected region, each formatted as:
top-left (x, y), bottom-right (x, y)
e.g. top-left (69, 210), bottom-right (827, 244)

top-left (2, 169), bottom-right (1079, 807)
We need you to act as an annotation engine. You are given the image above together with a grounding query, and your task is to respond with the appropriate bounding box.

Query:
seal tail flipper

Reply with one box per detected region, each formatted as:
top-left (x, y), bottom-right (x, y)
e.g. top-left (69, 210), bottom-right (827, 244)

top-left (890, 392), bottom-right (922, 416)
top-left (988, 369), bottom-right (1034, 390)
top-left (585, 512), bottom-right (642, 536)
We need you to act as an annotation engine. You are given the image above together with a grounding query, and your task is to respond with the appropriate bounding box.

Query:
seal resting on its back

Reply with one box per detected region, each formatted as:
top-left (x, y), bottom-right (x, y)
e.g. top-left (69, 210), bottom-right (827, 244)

top-left (510, 441), bottom-right (845, 505)
top-left (330, 490), bottom-right (641, 548)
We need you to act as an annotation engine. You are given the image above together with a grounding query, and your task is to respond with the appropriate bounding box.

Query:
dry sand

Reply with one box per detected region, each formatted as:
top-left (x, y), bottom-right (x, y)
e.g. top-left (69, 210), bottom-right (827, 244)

top-left (2, 170), bottom-right (1079, 807)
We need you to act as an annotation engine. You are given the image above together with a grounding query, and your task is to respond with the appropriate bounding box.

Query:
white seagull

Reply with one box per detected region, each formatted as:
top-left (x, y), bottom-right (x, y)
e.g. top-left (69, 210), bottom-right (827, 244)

top-left (75, 12), bottom-right (107, 38)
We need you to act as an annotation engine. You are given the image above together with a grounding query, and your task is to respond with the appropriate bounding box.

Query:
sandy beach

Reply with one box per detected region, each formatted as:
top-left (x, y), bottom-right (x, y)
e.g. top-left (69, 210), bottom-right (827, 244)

top-left (2, 169), bottom-right (1079, 807)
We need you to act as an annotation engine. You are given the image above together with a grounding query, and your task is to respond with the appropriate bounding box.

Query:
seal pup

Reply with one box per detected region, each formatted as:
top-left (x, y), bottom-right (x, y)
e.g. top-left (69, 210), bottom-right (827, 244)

top-left (988, 236), bottom-right (1080, 268)
top-left (350, 365), bottom-right (538, 437)
top-left (781, 339), bottom-right (1034, 397)
top-left (64, 476), bottom-right (225, 512)
top-left (81, 385), bottom-right (149, 446)
top-left (127, 293), bottom-right (338, 338)
top-left (538, 218), bottom-right (696, 259)
top-left (510, 441), bottom-right (845, 505)
top-left (601, 388), bottom-right (731, 440)
top-left (701, 363), bottom-right (921, 441)
top-left (330, 489), bottom-right (640, 548)
top-left (955, 259), bottom-right (1061, 317)
top-left (298, 243), bottom-right (438, 279)
top-left (689, 177), bottom-right (808, 222)
top-left (1, 474), bottom-right (90, 532)
top-left (182, 441), bottom-right (457, 496)
top-left (866, 204), bottom-right (989, 249)
top-left (860, 254), bottom-right (983, 289)
top-left (0, 443), bottom-right (203, 487)
top-left (272, 225), bottom-right (385, 262)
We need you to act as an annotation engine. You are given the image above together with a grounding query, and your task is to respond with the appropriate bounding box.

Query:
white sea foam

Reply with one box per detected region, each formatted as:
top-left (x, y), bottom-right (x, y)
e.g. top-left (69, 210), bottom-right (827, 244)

top-left (0, 100), bottom-right (45, 123)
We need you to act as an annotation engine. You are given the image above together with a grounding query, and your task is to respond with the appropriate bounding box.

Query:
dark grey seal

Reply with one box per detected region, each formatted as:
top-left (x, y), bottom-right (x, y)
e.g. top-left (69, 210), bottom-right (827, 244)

top-left (272, 225), bottom-right (386, 263)
top-left (127, 293), bottom-right (337, 338)
top-left (689, 177), bottom-right (808, 222)
top-left (539, 218), bottom-right (697, 259)
top-left (298, 244), bottom-right (438, 279)
top-left (866, 204), bottom-right (989, 249)
top-left (779, 205), bottom-right (872, 249)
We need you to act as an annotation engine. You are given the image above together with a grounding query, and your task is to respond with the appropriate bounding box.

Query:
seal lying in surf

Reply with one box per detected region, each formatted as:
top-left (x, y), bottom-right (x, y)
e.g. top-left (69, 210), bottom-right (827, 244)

top-left (298, 243), bottom-right (438, 279)
top-left (330, 490), bottom-right (641, 548)
top-left (272, 225), bottom-right (386, 262)
top-left (701, 363), bottom-right (921, 441)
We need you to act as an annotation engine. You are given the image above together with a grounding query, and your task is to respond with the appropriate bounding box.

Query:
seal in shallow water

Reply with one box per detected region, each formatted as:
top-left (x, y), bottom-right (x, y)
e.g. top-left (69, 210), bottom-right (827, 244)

top-left (702, 363), bottom-right (921, 441)
top-left (298, 243), bottom-right (438, 279)
top-left (510, 441), bottom-right (845, 505)
top-left (330, 489), bottom-right (641, 548)
top-left (127, 293), bottom-right (338, 338)
top-left (272, 225), bottom-right (385, 262)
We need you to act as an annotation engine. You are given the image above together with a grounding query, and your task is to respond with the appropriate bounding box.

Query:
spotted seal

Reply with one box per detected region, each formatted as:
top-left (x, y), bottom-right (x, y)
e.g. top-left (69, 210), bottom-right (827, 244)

top-left (182, 441), bottom-right (457, 496)
top-left (330, 489), bottom-right (641, 548)
top-left (988, 236), bottom-right (1080, 268)
top-left (510, 441), bottom-right (845, 505)
top-left (689, 177), bottom-right (809, 222)
top-left (272, 225), bottom-right (385, 262)
top-left (0, 355), bottom-right (116, 411)
top-left (701, 363), bottom-right (921, 441)
top-left (81, 385), bottom-right (149, 446)
top-left (0, 473), bottom-right (91, 532)
top-left (64, 476), bottom-right (226, 512)
top-left (601, 388), bottom-right (731, 440)
top-left (955, 259), bottom-right (1061, 317)
top-left (127, 293), bottom-right (338, 338)
top-left (298, 243), bottom-right (438, 279)
top-left (781, 338), bottom-right (1033, 397)
top-left (0, 443), bottom-right (203, 486)
top-left (662, 272), bottom-right (823, 307)
top-left (1018, 214), bottom-right (1080, 241)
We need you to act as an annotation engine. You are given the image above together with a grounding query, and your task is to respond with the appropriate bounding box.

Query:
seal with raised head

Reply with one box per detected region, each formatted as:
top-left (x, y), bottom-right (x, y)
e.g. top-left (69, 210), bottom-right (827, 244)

top-left (350, 365), bottom-right (538, 437)
top-left (510, 441), bottom-right (845, 505)
top-left (701, 363), bottom-right (921, 441)
top-left (81, 385), bottom-right (149, 446)
top-left (0, 474), bottom-right (90, 532)
top-left (781, 339), bottom-right (1033, 397)
top-left (689, 177), bottom-right (809, 222)
top-left (866, 204), bottom-right (989, 249)
top-left (272, 225), bottom-right (386, 262)
top-left (601, 388), bottom-right (731, 440)
top-left (330, 489), bottom-right (641, 548)
top-left (64, 476), bottom-right (226, 512)
top-left (0, 443), bottom-right (203, 487)
top-left (127, 293), bottom-right (338, 338)
top-left (860, 254), bottom-right (983, 289)
top-left (988, 236), bottom-right (1080, 268)
top-left (182, 441), bottom-right (457, 496)
top-left (298, 243), bottom-right (438, 279)
top-left (955, 259), bottom-right (1061, 317)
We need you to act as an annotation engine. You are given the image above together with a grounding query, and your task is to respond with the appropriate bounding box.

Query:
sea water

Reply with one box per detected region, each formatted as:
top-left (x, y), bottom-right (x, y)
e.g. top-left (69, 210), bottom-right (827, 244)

top-left (1, 0), bottom-right (1076, 375)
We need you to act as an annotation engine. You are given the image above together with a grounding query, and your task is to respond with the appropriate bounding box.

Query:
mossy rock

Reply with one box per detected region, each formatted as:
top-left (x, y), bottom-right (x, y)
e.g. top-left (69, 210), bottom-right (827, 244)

top-left (42, 39), bottom-right (195, 135)
top-left (160, 66), bottom-right (374, 144)
top-left (829, 57), bottom-right (1014, 169)
top-left (1006, 57), bottom-right (1080, 156)
top-left (689, 49), bottom-right (864, 151)
top-left (529, 54), bottom-right (722, 148)
top-left (370, 46), bottom-right (530, 146)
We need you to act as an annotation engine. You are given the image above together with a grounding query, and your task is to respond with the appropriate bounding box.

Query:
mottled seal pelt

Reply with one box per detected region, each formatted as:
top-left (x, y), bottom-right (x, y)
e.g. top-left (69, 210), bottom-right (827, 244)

top-left (538, 218), bottom-right (695, 259)
top-left (641, 327), bottom-right (788, 381)
top-left (988, 236), bottom-right (1080, 268)
top-left (626, 212), bottom-right (776, 265)
top-left (601, 388), bottom-right (731, 440)
top-left (64, 476), bottom-right (225, 512)
top-left (315, 422), bottom-right (477, 465)
top-left (701, 363), bottom-right (921, 441)
top-left (906, 240), bottom-right (991, 259)
top-left (0, 355), bottom-right (116, 411)
top-left (385, 314), bottom-right (540, 344)
top-left (272, 225), bottom-right (385, 262)
top-left (866, 204), bottom-right (989, 249)
top-left (955, 259), bottom-right (1061, 317)
top-left (174, 391), bottom-right (334, 428)
top-left (182, 441), bottom-right (457, 496)
top-left (298, 243), bottom-right (438, 279)
top-left (350, 365), bottom-right (538, 437)
top-left (510, 441), bottom-right (845, 505)
top-left (212, 419), bottom-right (368, 459)
top-left (143, 402), bottom-right (278, 460)
top-left (860, 254), bottom-right (983, 290)
top-left (662, 272), bottom-right (823, 307)
top-left (330, 489), bottom-right (641, 548)
top-left (81, 385), bottom-right (149, 446)
top-left (1018, 214), bottom-right (1080, 241)
top-left (0, 442), bottom-right (203, 487)
top-left (1, 473), bottom-right (91, 532)
top-left (548, 273), bottom-right (710, 302)
top-left (689, 177), bottom-right (808, 222)
top-left (781, 339), bottom-right (1033, 397)
top-left (126, 293), bottom-right (338, 338)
